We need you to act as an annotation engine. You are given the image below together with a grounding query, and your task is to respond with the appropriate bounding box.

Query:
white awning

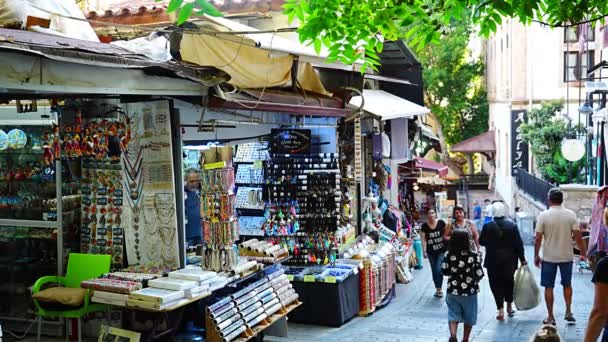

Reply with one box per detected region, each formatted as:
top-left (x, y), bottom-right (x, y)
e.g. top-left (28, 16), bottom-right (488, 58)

top-left (349, 90), bottom-right (429, 120)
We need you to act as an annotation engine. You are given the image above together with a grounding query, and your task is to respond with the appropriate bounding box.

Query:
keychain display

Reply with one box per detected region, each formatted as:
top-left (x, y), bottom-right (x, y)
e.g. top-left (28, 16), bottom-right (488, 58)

top-left (261, 201), bottom-right (300, 236)
top-left (81, 165), bottom-right (125, 269)
top-left (41, 109), bottom-right (131, 165)
top-left (200, 166), bottom-right (239, 272)
top-left (262, 150), bottom-right (342, 265)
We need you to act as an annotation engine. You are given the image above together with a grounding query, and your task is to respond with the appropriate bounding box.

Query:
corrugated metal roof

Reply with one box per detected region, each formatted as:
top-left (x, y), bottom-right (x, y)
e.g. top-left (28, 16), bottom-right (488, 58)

top-left (85, 0), bottom-right (277, 19)
top-left (0, 28), bottom-right (229, 86)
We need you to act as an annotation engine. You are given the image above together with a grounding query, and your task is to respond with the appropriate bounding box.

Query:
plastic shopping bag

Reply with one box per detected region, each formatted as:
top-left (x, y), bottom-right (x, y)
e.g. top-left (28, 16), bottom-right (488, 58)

top-left (514, 264), bottom-right (541, 311)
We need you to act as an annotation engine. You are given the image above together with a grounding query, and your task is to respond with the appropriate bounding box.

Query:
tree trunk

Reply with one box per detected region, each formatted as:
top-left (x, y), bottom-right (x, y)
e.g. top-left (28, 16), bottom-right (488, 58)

top-left (465, 153), bottom-right (474, 175)
top-left (431, 114), bottom-right (463, 176)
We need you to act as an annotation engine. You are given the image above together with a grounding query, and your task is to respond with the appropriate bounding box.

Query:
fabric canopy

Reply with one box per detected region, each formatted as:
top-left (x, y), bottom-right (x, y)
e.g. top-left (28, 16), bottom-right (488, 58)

top-left (450, 130), bottom-right (496, 153)
top-left (179, 16), bottom-right (334, 94)
top-left (349, 90), bottom-right (429, 120)
top-left (414, 156), bottom-right (449, 177)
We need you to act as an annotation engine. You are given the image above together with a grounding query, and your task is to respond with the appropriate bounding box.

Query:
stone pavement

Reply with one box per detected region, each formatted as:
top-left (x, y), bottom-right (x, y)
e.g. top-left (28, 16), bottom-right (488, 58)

top-left (267, 246), bottom-right (595, 342)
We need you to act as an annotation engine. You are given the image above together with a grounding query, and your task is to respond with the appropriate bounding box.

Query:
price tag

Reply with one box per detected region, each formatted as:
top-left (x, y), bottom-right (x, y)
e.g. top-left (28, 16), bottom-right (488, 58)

top-left (204, 161), bottom-right (226, 170)
top-left (324, 276), bottom-right (336, 283)
top-left (253, 160), bottom-right (263, 169)
top-left (304, 275), bottom-right (315, 283)
top-left (353, 268), bottom-right (359, 275)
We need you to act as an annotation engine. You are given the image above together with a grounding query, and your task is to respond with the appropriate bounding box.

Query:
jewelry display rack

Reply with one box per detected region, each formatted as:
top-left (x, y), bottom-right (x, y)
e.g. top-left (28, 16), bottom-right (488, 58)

top-left (200, 166), bottom-right (239, 272)
top-left (233, 142), bottom-right (268, 237)
top-left (263, 152), bottom-right (342, 266)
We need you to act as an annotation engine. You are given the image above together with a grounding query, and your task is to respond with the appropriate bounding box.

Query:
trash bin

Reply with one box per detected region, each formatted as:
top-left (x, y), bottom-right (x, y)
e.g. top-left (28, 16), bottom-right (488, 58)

top-left (516, 211), bottom-right (535, 245)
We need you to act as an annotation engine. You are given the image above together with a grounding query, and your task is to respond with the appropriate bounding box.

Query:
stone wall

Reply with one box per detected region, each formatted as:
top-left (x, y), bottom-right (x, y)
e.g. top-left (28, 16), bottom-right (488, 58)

top-left (515, 184), bottom-right (597, 224)
top-left (560, 184), bottom-right (597, 224)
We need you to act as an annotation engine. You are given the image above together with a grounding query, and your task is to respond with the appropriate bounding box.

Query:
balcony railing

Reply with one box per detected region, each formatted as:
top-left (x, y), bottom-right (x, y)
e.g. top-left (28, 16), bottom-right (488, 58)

top-left (515, 168), bottom-right (555, 205)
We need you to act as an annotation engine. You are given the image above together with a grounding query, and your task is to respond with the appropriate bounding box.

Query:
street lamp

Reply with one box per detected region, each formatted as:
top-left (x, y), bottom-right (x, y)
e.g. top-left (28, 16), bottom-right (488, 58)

top-left (578, 101), bottom-right (594, 115)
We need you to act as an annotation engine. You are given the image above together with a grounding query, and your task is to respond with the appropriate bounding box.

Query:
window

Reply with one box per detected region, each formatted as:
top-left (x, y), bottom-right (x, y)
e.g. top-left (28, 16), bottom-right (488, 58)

top-left (565, 27), bottom-right (578, 42)
top-left (564, 25), bottom-right (595, 43)
top-left (564, 50), bottom-right (595, 81)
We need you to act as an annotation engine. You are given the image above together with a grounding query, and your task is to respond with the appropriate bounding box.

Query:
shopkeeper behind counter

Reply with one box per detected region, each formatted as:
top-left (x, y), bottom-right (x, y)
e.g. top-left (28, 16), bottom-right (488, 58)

top-left (184, 168), bottom-right (202, 246)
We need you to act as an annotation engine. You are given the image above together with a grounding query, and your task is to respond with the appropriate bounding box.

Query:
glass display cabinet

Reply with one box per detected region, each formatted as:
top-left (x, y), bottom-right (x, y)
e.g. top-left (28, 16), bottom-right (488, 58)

top-left (0, 110), bottom-right (71, 335)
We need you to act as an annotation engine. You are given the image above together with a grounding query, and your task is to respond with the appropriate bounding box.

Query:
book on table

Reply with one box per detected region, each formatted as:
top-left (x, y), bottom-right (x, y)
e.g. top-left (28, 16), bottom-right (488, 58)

top-left (169, 268), bottom-right (217, 282)
top-left (126, 297), bottom-right (190, 310)
top-left (184, 285), bottom-right (210, 299)
top-left (92, 291), bottom-right (130, 301)
top-left (129, 287), bottom-right (185, 304)
top-left (148, 277), bottom-right (198, 291)
top-left (92, 296), bottom-right (127, 306)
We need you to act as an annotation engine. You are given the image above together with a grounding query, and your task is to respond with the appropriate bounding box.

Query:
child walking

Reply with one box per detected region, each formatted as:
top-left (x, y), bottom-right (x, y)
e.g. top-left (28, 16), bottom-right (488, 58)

top-left (442, 229), bottom-right (485, 342)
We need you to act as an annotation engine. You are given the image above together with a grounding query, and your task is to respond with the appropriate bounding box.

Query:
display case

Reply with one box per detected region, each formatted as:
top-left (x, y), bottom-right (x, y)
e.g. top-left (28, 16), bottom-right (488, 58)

top-left (0, 112), bottom-right (71, 334)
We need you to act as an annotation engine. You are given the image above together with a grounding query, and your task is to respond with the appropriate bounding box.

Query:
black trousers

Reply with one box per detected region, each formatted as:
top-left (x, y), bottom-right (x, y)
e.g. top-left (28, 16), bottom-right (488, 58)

top-left (487, 267), bottom-right (515, 310)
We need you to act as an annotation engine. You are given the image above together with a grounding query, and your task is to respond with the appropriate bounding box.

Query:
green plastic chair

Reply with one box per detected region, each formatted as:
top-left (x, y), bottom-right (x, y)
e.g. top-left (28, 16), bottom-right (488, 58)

top-left (31, 253), bottom-right (112, 342)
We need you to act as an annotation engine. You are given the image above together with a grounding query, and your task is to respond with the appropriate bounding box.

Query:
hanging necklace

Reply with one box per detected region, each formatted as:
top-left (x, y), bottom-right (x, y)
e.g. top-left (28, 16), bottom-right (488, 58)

top-left (123, 154), bottom-right (142, 183)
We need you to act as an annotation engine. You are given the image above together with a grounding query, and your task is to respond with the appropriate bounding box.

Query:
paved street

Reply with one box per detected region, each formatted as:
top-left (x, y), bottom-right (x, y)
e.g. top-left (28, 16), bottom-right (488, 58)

top-left (268, 246), bottom-right (595, 342)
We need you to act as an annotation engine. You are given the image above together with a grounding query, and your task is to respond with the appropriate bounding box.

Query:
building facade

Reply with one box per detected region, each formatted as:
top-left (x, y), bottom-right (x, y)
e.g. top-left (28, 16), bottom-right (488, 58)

top-left (485, 19), bottom-right (604, 207)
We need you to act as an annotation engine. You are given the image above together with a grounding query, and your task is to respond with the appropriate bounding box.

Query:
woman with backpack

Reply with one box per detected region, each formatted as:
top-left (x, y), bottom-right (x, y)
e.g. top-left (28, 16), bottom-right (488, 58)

top-left (479, 201), bottom-right (527, 321)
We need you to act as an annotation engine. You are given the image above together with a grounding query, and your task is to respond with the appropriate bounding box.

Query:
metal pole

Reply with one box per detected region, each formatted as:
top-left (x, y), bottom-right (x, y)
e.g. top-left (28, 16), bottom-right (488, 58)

top-left (55, 159), bottom-right (63, 276)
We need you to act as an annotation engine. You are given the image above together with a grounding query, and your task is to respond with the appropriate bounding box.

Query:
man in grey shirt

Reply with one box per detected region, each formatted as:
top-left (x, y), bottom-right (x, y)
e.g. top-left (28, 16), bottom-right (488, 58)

top-left (534, 188), bottom-right (587, 326)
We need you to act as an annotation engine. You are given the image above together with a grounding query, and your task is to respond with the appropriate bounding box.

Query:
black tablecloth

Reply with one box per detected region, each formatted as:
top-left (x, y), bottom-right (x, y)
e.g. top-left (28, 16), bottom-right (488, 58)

top-left (288, 273), bottom-right (360, 327)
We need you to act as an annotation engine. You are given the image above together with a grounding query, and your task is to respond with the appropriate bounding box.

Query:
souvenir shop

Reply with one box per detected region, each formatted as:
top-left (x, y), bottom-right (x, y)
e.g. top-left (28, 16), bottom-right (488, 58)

top-left (0, 27), bottom-right (424, 342)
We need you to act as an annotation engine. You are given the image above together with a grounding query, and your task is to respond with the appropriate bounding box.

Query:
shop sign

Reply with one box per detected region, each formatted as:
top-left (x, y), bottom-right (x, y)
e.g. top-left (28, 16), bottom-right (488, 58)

top-left (270, 129), bottom-right (311, 154)
top-left (511, 110), bottom-right (529, 174)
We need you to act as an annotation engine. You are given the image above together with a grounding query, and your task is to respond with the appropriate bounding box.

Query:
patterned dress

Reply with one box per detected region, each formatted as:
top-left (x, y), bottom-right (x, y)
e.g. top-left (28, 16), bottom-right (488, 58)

top-left (441, 251), bottom-right (485, 296)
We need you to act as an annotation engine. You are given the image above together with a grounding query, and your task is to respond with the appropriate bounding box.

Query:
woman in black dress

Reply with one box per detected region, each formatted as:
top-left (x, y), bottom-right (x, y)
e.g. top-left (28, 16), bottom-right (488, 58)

top-left (421, 208), bottom-right (447, 297)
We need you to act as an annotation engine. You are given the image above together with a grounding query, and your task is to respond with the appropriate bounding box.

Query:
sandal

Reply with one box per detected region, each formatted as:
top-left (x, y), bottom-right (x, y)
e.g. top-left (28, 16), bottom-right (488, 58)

top-left (542, 318), bottom-right (557, 326)
top-left (434, 291), bottom-right (444, 298)
top-left (564, 313), bottom-right (576, 323)
top-left (507, 310), bottom-right (516, 317)
top-left (496, 313), bottom-right (505, 321)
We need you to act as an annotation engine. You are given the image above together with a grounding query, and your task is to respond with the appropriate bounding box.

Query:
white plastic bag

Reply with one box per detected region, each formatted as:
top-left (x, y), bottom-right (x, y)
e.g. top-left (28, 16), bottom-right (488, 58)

top-left (514, 264), bottom-right (541, 311)
top-left (111, 33), bottom-right (172, 62)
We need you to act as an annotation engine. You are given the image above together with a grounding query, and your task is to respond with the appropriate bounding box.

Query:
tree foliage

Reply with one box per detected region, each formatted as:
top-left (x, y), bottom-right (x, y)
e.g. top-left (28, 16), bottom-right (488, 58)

top-left (157, 0), bottom-right (223, 24)
top-left (410, 18), bottom-right (488, 146)
top-left (283, 0), bottom-right (608, 71)
top-left (519, 101), bottom-right (585, 184)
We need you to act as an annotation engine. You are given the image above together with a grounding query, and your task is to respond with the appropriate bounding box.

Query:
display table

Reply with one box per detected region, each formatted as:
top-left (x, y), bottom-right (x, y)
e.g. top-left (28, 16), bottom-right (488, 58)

top-left (122, 292), bottom-right (211, 342)
top-left (287, 273), bottom-right (359, 327)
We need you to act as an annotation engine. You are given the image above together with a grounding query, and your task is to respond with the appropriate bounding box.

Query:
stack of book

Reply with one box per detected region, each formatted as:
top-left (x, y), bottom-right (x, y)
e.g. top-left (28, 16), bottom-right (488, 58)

top-left (125, 267), bottom-right (222, 310)
top-left (83, 278), bottom-right (143, 307)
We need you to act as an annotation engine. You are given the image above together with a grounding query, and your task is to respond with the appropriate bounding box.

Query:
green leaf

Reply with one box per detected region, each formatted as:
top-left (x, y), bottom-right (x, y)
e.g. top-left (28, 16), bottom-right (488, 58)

top-left (313, 38), bottom-right (322, 55)
top-left (167, 0), bottom-right (183, 13)
top-left (195, 0), bottom-right (223, 17)
top-left (177, 2), bottom-right (194, 24)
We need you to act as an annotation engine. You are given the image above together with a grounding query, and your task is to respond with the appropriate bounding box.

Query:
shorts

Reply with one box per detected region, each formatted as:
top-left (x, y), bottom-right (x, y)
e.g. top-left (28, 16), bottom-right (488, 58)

top-left (541, 261), bottom-right (573, 288)
top-left (446, 293), bottom-right (478, 326)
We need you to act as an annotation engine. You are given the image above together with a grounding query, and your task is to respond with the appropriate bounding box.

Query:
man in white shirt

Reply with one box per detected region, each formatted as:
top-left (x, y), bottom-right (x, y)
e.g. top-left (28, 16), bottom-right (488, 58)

top-left (534, 188), bottom-right (587, 326)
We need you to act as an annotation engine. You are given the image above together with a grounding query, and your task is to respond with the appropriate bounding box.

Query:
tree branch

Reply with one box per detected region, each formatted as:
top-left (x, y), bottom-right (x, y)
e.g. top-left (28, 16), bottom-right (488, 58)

top-left (532, 14), bottom-right (608, 27)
